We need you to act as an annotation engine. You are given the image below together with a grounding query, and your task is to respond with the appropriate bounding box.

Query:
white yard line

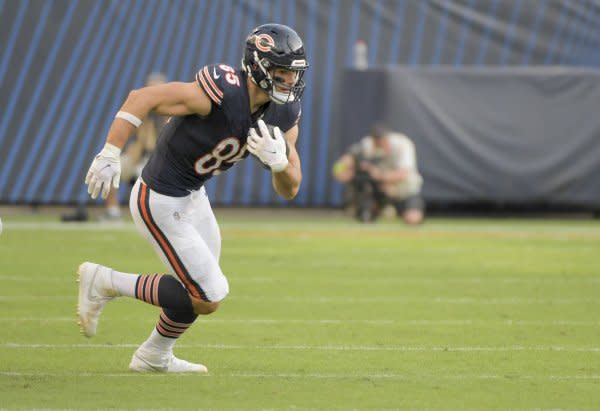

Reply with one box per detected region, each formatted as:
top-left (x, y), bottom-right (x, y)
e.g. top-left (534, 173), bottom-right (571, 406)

top-left (230, 277), bottom-right (600, 285)
top-left (0, 370), bottom-right (598, 380)
top-left (2, 222), bottom-right (137, 231)
top-left (2, 274), bottom-right (599, 284)
top-left (1, 317), bottom-right (599, 326)
top-left (1, 295), bottom-right (597, 304)
top-left (4, 221), bottom-right (600, 234)
top-left (2, 343), bottom-right (599, 352)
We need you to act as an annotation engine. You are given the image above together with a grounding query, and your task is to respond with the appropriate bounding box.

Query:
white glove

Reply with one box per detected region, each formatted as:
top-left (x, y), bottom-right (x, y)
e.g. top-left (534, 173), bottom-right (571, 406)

top-left (85, 143), bottom-right (122, 199)
top-left (247, 120), bottom-right (289, 173)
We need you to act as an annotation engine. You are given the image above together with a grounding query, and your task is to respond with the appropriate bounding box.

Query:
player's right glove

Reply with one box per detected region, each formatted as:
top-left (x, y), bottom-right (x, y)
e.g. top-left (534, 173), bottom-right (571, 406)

top-left (247, 120), bottom-right (289, 173)
top-left (85, 143), bottom-right (122, 199)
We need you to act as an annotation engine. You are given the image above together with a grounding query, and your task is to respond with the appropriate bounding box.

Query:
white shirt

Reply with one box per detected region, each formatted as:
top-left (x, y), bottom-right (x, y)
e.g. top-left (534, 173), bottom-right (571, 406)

top-left (353, 132), bottom-right (423, 198)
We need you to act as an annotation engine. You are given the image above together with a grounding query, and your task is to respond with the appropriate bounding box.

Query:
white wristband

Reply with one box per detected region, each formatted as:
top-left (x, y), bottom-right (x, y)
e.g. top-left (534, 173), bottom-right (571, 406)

top-left (102, 143), bottom-right (122, 156)
top-left (115, 111), bottom-right (142, 128)
top-left (270, 158), bottom-right (289, 173)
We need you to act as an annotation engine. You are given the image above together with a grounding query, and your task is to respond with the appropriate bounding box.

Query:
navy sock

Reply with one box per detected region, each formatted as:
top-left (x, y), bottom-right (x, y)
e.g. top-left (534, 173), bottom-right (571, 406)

top-left (155, 308), bottom-right (198, 339)
top-left (134, 274), bottom-right (194, 313)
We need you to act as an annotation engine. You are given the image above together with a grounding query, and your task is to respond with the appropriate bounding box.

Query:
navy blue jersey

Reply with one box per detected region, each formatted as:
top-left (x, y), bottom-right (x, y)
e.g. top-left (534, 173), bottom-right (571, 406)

top-left (142, 63), bottom-right (301, 196)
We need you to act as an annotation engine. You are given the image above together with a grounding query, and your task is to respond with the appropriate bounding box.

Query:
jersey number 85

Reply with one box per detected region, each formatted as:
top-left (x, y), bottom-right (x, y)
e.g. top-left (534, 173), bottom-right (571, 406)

top-left (194, 137), bottom-right (247, 175)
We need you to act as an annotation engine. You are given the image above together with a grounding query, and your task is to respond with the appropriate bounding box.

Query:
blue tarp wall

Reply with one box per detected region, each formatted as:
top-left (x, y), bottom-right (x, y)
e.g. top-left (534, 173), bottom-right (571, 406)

top-left (1, 0), bottom-right (599, 207)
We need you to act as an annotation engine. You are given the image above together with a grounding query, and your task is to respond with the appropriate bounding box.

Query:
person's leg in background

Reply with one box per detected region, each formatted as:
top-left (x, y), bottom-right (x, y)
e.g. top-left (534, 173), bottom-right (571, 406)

top-left (393, 194), bottom-right (425, 225)
top-left (353, 173), bottom-right (380, 222)
top-left (61, 203), bottom-right (89, 222)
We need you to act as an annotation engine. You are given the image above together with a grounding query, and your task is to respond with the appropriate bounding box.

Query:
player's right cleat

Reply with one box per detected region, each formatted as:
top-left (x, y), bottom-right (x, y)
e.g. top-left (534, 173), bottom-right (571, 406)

top-left (129, 346), bottom-right (208, 374)
top-left (77, 262), bottom-right (117, 337)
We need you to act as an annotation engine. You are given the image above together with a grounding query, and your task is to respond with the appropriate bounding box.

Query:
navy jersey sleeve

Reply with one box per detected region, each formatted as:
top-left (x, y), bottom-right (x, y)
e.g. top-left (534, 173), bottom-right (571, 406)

top-left (195, 64), bottom-right (245, 112)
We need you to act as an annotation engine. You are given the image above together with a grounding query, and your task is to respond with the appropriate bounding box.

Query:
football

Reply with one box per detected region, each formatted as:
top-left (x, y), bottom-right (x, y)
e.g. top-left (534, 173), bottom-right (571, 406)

top-left (250, 123), bottom-right (290, 170)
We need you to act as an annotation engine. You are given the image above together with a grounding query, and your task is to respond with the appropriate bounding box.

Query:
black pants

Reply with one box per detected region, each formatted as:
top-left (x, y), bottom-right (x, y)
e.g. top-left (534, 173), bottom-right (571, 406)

top-left (349, 174), bottom-right (383, 222)
top-left (348, 174), bottom-right (424, 222)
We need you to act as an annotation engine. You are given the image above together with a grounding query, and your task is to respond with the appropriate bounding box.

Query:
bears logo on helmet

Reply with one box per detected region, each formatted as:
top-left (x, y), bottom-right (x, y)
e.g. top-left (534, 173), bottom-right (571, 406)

top-left (255, 34), bottom-right (275, 52)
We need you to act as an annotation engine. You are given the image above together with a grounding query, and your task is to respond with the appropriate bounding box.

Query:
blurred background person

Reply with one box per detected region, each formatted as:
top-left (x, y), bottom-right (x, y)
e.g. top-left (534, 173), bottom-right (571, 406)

top-left (333, 124), bottom-right (424, 224)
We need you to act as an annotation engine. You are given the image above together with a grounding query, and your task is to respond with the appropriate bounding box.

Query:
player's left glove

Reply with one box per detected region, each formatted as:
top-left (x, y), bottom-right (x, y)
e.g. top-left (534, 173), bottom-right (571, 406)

top-left (85, 143), bottom-right (122, 199)
top-left (247, 120), bottom-right (289, 173)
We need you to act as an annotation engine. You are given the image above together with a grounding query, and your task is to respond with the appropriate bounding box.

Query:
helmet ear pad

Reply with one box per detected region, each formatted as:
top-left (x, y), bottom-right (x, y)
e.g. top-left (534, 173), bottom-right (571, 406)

top-left (244, 52), bottom-right (274, 95)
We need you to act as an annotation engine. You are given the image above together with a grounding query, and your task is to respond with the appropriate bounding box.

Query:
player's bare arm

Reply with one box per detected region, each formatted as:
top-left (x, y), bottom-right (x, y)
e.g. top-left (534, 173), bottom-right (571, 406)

top-left (379, 168), bottom-right (409, 183)
top-left (361, 161), bottom-right (409, 184)
top-left (86, 82), bottom-right (212, 199)
top-left (108, 82), bottom-right (212, 149)
top-left (272, 124), bottom-right (302, 199)
top-left (246, 120), bottom-right (302, 200)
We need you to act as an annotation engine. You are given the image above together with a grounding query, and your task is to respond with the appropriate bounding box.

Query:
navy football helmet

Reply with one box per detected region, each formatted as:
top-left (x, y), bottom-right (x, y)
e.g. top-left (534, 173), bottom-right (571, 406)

top-left (242, 23), bottom-right (309, 104)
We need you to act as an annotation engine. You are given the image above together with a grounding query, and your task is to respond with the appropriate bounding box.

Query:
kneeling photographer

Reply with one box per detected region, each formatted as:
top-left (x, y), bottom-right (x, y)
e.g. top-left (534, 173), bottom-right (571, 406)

top-left (333, 124), bottom-right (425, 225)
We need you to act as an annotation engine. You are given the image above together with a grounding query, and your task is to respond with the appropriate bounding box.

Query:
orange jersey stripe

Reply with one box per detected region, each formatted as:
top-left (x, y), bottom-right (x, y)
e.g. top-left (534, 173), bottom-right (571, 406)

top-left (203, 67), bottom-right (224, 97)
top-left (196, 72), bottom-right (222, 106)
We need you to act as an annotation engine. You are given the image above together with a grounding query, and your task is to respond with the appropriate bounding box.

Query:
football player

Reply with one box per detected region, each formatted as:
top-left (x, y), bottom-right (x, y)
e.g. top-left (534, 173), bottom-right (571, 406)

top-left (78, 23), bottom-right (308, 373)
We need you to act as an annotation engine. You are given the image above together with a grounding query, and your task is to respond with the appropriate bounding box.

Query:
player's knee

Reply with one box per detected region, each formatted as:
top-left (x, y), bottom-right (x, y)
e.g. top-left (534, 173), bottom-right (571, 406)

top-left (190, 297), bottom-right (221, 315)
top-left (186, 267), bottom-right (229, 315)
top-left (190, 280), bottom-right (228, 315)
top-left (200, 271), bottom-right (229, 305)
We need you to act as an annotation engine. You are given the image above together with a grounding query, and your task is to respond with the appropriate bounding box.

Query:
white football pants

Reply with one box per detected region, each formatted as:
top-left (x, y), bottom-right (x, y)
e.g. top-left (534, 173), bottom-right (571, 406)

top-left (129, 179), bottom-right (229, 302)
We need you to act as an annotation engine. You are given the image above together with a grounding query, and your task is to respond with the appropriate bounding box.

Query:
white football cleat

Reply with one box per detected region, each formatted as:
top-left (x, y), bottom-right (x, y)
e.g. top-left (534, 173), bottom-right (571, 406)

top-left (77, 262), bottom-right (117, 337)
top-left (129, 346), bottom-right (208, 374)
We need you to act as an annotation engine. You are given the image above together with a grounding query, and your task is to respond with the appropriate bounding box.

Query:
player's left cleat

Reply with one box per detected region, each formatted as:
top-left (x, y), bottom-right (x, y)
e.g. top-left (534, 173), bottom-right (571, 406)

top-left (77, 262), bottom-right (117, 337)
top-left (129, 346), bottom-right (208, 374)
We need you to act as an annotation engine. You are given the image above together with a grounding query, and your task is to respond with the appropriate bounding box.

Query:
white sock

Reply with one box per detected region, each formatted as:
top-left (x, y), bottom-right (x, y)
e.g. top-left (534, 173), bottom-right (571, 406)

top-left (110, 270), bottom-right (138, 297)
top-left (143, 328), bottom-right (177, 353)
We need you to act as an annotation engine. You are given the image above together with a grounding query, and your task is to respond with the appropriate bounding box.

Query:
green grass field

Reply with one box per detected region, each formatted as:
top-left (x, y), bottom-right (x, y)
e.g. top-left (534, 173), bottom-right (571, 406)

top-left (0, 211), bottom-right (599, 410)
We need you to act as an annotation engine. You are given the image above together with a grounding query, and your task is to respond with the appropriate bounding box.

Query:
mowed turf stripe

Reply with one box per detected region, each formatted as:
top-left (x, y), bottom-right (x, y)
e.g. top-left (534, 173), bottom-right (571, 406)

top-left (1, 371), bottom-right (599, 380)
top-left (5, 220), bottom-right (600, 232)
top-left (1, 317), bottom-right (600, 326)
top-left (2, 274), bottom-right (599, 284)
top-left (4, 222), bottom-right (600, 241)
top-left (3, 343), bottom-right (600, 352)
top-left (1, 295), bottom-right (598, 304)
